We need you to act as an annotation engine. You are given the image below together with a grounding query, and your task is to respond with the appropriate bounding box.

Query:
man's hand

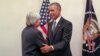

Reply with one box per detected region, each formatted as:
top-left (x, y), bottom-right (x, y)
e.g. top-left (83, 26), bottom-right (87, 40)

top-left (40, 44), bottom-right (53, 53)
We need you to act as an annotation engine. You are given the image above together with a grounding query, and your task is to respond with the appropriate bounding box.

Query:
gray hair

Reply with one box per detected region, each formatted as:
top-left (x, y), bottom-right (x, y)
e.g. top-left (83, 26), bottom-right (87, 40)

top-left (49, 2), bottom-right (61, 11)
top-left (26, 12), bottom-right (40, 26)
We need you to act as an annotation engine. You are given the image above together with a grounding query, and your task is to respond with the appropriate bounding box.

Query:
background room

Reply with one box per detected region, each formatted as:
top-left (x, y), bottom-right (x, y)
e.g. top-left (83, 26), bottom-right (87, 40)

top-left (0, 0), bottom-right (100, 56)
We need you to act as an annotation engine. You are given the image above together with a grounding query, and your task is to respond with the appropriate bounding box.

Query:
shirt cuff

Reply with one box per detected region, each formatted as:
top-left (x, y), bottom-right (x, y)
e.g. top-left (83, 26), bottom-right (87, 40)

top-left (50, 45), bottom-right (54, 51)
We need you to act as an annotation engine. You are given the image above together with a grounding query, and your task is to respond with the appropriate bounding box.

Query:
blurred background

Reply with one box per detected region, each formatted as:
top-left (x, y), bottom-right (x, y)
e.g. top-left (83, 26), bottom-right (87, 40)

top-left (0, 0), bottom-right (100, 56)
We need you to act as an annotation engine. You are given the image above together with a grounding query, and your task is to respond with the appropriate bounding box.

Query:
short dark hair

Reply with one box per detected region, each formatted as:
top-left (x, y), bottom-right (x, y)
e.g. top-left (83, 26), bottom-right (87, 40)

top-left (49, 2), bottom-right (61, 11)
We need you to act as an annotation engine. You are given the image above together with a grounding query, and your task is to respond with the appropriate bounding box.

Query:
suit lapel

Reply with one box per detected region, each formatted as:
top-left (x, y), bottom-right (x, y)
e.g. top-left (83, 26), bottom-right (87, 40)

top-left (48, 17), bottom-right (64, 43)
top-left (53, 17), bottom-right (63, 36)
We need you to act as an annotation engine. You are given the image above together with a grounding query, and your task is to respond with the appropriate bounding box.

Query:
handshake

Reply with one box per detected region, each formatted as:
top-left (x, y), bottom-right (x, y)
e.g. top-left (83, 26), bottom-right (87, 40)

top-left (40, 44), bottom-right (54, 53)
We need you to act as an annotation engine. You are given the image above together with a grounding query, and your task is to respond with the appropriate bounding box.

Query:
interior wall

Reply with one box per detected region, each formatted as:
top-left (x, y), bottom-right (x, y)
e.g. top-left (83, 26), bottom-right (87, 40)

top-left (0, 0), bottom-right (100, 56)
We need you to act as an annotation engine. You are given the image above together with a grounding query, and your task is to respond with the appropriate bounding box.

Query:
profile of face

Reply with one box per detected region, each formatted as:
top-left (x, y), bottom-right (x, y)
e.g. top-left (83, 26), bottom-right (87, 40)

top-left (49, 5), bottom-right (61, 20)
top-left (34, 19), bottom-right (41, 27)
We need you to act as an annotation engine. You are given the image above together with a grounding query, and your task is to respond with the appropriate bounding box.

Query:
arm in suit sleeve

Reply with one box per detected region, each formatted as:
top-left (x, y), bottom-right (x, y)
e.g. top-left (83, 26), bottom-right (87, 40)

top-left (34, 31), bottom-right (45, 48)
top-left (53, 22), bottom-right (72, 51)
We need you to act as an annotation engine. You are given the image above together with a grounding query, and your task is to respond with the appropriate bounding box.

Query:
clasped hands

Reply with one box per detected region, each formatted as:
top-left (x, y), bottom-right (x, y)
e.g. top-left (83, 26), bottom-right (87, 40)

top-left (40, 44), bottom-right (53, 53)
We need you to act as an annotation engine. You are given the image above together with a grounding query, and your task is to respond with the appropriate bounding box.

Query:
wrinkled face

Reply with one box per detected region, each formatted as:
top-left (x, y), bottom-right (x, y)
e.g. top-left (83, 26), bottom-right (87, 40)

top-left (49, 5), bottom-right (61, 20)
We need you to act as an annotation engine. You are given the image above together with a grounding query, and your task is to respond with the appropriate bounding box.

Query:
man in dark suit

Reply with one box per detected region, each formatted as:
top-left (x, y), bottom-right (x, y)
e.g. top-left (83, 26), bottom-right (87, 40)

top-left (22, 12), bottom-right (46, 56)
top-left (40, 2), bottom-right (73, 56)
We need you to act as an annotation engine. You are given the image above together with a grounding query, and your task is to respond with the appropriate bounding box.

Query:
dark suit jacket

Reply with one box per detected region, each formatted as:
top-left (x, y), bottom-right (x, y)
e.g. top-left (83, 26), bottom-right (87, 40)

top-left (22, 25), bottom-right (45, 56)
top-left (47, 17), bottom-right (73, 56)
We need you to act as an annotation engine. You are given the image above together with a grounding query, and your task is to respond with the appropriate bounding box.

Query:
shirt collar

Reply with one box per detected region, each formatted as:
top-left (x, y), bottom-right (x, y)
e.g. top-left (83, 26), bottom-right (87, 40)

top-left (54, 16), bottom-right (61, 25)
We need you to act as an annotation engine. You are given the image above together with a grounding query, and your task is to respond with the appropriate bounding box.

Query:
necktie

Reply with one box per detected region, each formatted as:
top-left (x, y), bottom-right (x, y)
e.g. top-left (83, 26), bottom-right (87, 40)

top-left (52, 21), bottom-right (56, 32)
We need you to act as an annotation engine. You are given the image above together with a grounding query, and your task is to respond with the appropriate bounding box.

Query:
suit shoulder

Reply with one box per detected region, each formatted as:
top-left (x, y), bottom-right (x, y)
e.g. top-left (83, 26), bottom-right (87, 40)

top-left (62, 17), bottom-right (72, 25)
top-left (22, 26), bottom-right (38, 34)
